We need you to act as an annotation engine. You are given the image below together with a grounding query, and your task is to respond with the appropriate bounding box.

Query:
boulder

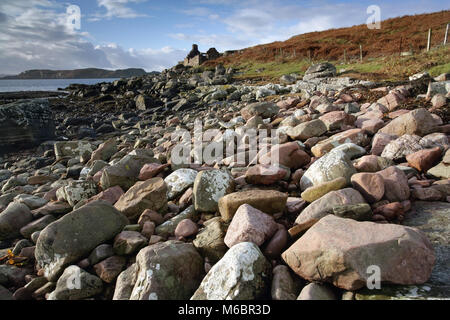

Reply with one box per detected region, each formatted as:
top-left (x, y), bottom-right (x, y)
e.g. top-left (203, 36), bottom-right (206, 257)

top-left (224, 204), bottom-right (278, 248)
top-left (165, 169), bottom-right (197, 200)
top-left (101, 154), bottom-right (159, 190)
top-left (406, 147), bottom-right (442, 172)
top-left (303, 63), bottom-right (337, 81)
top-left (301, 177), bottom-right (347, 203)
top-left (311, 129), bottom-right (369, 157)
top-left (113, 231), bottom-right (148, 255)
top-left (271, 265), bottom-right (299, 300)
top-left (129, 241), bottom-right (204, 300)
top-left (193, 217), bottom-right (227, 263)
top-left (282, 215), bottom-right (435, 291)
top-left (193, 169), bottom-right (235, 212)
top-left (191, 242), bottom-right (271, 300)
top-left (90, 138), bottom-right (117, 162)
top-left (378, 108), bottom-right (436, 137)
top-left (56, 180), bottom-right (97, 207)
top-left (47, 266), bottom-right (103, 300)
top-left (319, 111), bottom-right (355, 131)
top-left (378, 166), bottom-right (410, 202)
top-left (93, 256), bottom-right (127, 283)
top-left (381, 135), bottom-right (424, 160)
top-left (300, 145), bottom-right (360, 191)
top-left (241, 102), bottom-right (279, 120)
top-left (294, 188), bottom-right (366, 232)
top-left (218, 190), bottom-right (287, 222)
top-left (245, 165), bottom-right (288, 185)
top-left (297, 283), bottom-right (337, 300)
top-left (0, 202), bottom-right (33, 240)
top-left (287, 119), bottom-right (327, 141)
top-left (113, 263), bottom-right (137, 300)
top-left (351, 173), bottom-right (385, 203)
top-left (54, 141), bottom-right (94, 161)
top-left (371, 133), bottom-right (398, 156)
top-left (174, 219), bottom-right (198, 238)
top-left (35, 201), bottom-right (128, 282)
top-left (114, 177), bottom-right (167, 221)
top-left (155, 205), bottom-right (198, 236)
top-left (259, 142), bottom-right (310, 169)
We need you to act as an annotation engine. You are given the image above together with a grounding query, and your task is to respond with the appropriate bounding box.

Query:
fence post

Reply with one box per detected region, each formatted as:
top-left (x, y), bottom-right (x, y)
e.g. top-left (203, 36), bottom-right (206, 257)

top-left (399, 37), bottom-right (402, 56)
top-left (444, 23), bottom-right (449, 45)
top-left (344, 49), bottom-right (347, 64)
top-left (359, 44), bottom-right (363, 62)
top-left (427, 28), bottom-right (432, 52)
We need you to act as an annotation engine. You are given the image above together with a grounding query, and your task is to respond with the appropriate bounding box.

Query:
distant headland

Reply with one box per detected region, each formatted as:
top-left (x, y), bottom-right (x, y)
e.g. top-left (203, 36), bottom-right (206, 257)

top-left (0, 68), bottom-right (149, 79)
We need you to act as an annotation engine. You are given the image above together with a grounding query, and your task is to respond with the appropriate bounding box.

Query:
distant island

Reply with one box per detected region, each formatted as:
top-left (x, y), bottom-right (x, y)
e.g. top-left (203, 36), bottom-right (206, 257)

top-left (1, 68), bottom-right (148, 79)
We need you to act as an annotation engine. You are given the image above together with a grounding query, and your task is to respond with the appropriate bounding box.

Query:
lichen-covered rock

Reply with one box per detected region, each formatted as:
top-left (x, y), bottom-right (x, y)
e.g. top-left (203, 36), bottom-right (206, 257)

top-left (303, 63), bottom-right (337, 81)
top-left (100, 154), bottom-right (159, 190)
top-left (193, 169), bottom-right (234, 212)
top-left (191, 242), bottom-right (271, 300)
top-left (0, 99), bottom-right (55, 148)
top-left (47, 266), bottom-right (103, 300)
top-left (241, 102), bottom-right (279, 120)
top-left (54, 141), bottom-right (94, 161)
top-left (193, 217), bottom-right (227, 263)
top-left (35, 200), bottom-right (128, 282)
top-left (155, 205), bottom-right (198, 237)
top-left (165, 169), bottom-right (198, 200)
top-left (56, 180), bottom-right (98, 207)
top-left (300, 145), bottom-right (359, 191)
top-left (129, 241), bottom-right (204, 300)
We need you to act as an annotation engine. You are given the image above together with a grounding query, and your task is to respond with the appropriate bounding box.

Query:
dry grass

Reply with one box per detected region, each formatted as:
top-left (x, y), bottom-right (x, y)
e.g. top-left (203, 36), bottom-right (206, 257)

top-left (204, 10), bottom-right (450, 81)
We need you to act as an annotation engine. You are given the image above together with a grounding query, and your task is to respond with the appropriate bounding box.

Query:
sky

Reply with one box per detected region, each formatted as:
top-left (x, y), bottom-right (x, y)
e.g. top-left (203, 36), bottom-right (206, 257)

top-left (0, 0), bottom-right (448, 74)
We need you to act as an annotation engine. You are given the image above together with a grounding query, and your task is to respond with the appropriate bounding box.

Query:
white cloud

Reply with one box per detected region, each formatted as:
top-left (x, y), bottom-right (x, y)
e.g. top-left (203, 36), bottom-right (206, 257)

top-left (182, 7), bottom-right (212, 16)
top-left (90, 0), bottom-right (148, 21)
top-left (0, 0), bottom-right (185, 74)
top-left (97, 44), bottom-right (187, 71)
top-left (169, 32), bottom-right (252, 51)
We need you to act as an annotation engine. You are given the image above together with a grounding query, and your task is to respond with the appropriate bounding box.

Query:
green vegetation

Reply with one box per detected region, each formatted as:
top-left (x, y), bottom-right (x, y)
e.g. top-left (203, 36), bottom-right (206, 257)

top-left (336, 60), bottom-right (384, 74)
top-left (226, 45), bottom-right (449, 82)
top-left (233, 60), bottom-right (311, 80)
top-left (428, 62), bottom-right (450, 76)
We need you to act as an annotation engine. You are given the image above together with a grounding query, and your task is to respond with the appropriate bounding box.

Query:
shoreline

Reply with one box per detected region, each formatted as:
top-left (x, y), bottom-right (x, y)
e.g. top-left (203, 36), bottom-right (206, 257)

top-left (0, 91), bottom-right (68, 104)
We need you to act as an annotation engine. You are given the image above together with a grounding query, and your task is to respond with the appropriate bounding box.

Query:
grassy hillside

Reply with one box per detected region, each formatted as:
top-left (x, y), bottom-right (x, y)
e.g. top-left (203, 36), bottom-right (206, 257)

top-left (205, 10), bottom-right (450, 81)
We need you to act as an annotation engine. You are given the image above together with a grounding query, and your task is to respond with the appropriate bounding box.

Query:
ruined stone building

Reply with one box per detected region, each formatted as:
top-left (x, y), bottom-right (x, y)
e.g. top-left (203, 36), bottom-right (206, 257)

top-left (183, 44), bottom-right (222, 67)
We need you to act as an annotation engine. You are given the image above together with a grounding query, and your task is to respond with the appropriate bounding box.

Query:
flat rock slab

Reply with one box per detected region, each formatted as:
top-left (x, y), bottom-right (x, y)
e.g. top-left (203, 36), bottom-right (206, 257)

top-left (357, 200), bottom-right (450, 301)
top-left (283, 215), bottom-right (435, 291)
top-left (0, 99), bottom-right (55, 149)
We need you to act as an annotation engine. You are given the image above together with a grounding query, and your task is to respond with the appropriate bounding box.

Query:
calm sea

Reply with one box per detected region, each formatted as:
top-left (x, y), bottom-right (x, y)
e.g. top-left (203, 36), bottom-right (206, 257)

top-left (0, 78), bottom-right (120, 92)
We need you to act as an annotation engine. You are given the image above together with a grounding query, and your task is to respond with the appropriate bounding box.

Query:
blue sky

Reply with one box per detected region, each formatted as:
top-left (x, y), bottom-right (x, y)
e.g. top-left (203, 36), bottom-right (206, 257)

top-left (0, 0), bottom-right (448, 74)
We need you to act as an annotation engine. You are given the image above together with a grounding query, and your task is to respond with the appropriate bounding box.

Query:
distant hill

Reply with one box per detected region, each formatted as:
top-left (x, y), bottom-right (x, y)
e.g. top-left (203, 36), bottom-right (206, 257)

top-left (1, 68), bottom-right (148, 79)
top-left (209, 10), bottom-right (450, 64)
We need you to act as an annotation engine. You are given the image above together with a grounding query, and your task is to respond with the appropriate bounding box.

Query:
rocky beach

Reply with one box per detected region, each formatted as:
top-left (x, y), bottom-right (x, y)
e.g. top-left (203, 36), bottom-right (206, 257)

top-left (0, 60), bottom-right (449, 301)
